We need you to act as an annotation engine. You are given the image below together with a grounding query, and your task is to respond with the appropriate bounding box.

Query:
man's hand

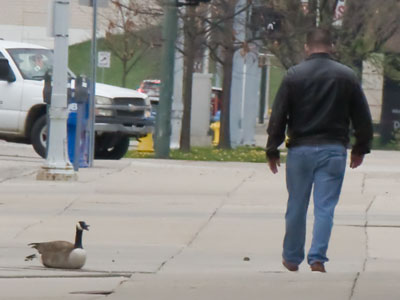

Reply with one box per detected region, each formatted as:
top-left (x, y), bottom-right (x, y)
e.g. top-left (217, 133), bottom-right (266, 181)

top-left (350, 154), bottom-right (364, 169)
top-left (268, 158), bottom-right (281, 174)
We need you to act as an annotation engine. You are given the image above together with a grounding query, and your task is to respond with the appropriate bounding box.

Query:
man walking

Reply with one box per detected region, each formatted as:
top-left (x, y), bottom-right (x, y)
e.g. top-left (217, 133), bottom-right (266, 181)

top-left (266, 28), bottom-right (373, 272)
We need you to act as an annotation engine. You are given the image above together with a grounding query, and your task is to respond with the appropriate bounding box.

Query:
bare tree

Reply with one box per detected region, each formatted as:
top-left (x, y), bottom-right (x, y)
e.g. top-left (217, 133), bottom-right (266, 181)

top-left (178, 1), bottom-right (247, 151)
top-left (254, 0), bottom-right (400, 146)
top-left (338, 0), bottom-right (400, 71)
top-left (179, 5), bottom-right (200, 152)
top-left (205, 0), bottom-right (251, 149)
top-left (254, 0), bottom-right (400, 71)
top-left (103, 0), bottom-right (163, 87)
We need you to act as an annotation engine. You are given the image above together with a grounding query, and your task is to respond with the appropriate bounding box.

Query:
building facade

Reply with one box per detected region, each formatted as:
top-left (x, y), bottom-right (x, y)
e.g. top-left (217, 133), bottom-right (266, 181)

top-left (0, 0), bottom-right (111, 47)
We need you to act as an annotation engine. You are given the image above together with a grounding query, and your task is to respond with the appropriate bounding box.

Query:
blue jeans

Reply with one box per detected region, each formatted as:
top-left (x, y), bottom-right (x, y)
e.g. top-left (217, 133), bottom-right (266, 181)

top-left (283, 144), bottom-right (347, 266)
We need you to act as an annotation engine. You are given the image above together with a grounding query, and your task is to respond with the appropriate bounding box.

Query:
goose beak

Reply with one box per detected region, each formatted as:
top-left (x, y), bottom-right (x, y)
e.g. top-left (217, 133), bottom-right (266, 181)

top-left (82, 224), bottom-right (90, 231)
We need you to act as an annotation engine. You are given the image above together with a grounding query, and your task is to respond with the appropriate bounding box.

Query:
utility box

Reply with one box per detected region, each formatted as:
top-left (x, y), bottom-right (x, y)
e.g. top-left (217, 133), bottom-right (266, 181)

top-left (230, 50), bottom-right (261, 147)
top-left (190, 73), bottom-right (212, 147)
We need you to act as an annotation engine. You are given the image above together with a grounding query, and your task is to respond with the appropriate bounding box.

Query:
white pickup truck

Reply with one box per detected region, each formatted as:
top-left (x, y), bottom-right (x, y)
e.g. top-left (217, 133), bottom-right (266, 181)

top-left (0, 40), bottom-right (153, 159)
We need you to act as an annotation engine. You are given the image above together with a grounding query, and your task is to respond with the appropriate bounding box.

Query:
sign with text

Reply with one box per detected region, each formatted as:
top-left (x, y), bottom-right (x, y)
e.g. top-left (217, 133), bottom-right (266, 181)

top-left (98, 51), bottom-right (111, 68)
top-left (333, 0), bottom-right (346, 27)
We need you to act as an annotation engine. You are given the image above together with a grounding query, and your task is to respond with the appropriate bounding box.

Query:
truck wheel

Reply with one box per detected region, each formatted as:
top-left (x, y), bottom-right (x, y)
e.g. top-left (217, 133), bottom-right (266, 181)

top-left (31, 115), bottom-right (47, 158)
top-left (95, 136), bottom-right (130, 160)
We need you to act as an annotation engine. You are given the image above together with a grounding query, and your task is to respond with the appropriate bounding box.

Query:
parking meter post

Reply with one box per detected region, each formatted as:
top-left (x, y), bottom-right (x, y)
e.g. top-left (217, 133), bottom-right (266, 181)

top-left (43, 73), bottom-right (52, 105)
top-left (73, 77), bottom-right (83, 171)
top-left (154, 0), bottom-right (178, 158)
top-left (71, 76), bottom-right (90, 171)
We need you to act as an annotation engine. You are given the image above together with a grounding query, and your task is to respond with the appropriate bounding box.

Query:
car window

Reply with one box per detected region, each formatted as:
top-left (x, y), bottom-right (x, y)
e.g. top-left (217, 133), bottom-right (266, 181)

top-left (0, 50), bottom-right (16, 81)
top-left (7, 48), bottom-right (53, 81)
top-left (142, 82), bottom-right (160, 96)
top-left (6, 48), bottom-right (76, 81)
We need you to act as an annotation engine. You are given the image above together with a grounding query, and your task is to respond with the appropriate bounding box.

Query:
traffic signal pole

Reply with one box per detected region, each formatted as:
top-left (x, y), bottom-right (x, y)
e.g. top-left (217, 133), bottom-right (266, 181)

top-left (154, 0), bottom-right (211, 157)
top-left (154, 0), bottom-right (179, 158)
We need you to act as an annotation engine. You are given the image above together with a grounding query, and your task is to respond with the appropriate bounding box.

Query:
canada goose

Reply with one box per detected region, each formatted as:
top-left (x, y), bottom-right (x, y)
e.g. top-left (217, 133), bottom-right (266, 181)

top-left (25, 221), bottom-right (90, 269)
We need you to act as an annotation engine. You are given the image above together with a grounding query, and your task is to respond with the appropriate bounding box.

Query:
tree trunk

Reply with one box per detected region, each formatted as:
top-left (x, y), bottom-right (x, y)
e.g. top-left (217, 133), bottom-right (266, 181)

top-left (218, 3), bottom-right (236, 149)
top-left (122, 60), bottom-right (128, 87)
top-left (180, 6), bottom-right (196, 152)
top-left (218, 47), bottom-right (234, 149)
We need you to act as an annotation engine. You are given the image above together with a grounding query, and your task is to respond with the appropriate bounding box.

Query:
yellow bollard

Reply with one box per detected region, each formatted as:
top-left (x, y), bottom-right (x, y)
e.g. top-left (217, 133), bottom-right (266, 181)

top-left (210, 121), bottom-right (220, 146)
top-left (137, 133), bottom-right (154, 152)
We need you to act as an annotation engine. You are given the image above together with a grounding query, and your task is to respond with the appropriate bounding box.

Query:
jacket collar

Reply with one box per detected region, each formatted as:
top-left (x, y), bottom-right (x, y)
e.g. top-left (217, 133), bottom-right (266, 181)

top-left (306, 52), bottom-right (333, 60)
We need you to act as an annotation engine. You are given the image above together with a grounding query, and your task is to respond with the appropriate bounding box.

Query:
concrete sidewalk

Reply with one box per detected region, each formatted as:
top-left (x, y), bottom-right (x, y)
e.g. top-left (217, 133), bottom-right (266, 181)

top-left (0, 142), bottom-right (399, 299)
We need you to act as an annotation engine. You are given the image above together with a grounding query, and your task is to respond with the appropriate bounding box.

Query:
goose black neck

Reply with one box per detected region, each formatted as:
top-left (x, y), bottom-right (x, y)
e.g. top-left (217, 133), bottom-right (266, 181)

top-left (74, 228), bottom-right (84, 249)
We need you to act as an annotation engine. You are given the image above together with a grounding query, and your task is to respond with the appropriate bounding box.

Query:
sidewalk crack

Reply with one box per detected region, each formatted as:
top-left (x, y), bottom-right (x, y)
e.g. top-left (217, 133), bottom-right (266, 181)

top-left (348, 272), bottom-right (361, 300)
top-left (0, 170), bottom-right (37, 184)
top-left (361, 174), bottom-right (367, 195)
top-left (363, 196), bottom-right (375, 272)
top-left (56, 198), bottom-right (78, 216)
top-left (14, 220), bottom-right (44, 239)
top-left (350, 194), bottom-right (376, 299)
top-left (14, 197), bottom-right (79, 239)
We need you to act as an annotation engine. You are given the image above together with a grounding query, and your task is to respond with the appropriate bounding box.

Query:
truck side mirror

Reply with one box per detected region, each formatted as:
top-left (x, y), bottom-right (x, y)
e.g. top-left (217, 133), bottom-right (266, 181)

top-left (0, 58), bottom-right (16, 82)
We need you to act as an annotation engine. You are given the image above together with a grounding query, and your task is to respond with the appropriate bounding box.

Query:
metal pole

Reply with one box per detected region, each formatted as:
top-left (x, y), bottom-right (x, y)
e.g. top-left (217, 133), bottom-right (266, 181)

top-left (258, 63), bottom-right (267, 124)
top-left (154, 0), bottom-right (178, 158)
top-left (265, 55), bottom-right (271, 121)
top-left (88, 0), bottom-right (98, 166)
top-left (239, 61), bottom-right (247, 142)
top-left (37, 0), bottom-right (76, 181)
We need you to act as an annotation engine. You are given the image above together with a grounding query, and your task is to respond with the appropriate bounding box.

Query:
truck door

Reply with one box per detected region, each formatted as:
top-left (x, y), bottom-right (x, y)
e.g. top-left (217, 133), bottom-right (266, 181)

top-left (0, 51), bottom-right (23, 132)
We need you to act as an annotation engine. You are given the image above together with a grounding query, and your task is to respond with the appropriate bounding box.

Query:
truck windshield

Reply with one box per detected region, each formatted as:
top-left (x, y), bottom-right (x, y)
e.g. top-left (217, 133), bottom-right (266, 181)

top-left (7, 48), bottom-right (54, 81)
top-left (7, 48), bottom-right (76, 81)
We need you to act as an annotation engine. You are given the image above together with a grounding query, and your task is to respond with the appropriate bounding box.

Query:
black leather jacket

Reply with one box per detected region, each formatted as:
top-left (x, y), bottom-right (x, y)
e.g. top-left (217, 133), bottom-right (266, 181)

top-left (266, 53), bottom-right (373, 160)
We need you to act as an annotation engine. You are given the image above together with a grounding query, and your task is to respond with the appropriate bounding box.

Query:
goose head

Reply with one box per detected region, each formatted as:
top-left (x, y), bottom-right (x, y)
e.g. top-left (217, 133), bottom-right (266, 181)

top-left (76, 221), bottom-right (90, 231)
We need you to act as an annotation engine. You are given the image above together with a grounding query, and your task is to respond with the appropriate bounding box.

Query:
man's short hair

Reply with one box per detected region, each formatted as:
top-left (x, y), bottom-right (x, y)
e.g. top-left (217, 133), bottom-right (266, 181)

top-left (306, 28), bottom-right (333, 48)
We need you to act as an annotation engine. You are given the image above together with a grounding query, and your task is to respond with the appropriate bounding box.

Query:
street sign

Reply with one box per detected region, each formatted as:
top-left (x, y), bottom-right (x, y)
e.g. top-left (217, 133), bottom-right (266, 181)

top-left (79, 0), bottom-right (109, 7)
top-left (333, 0), bottom-right (346, 27)
top-left (98, 51), bottom-right (111, 68)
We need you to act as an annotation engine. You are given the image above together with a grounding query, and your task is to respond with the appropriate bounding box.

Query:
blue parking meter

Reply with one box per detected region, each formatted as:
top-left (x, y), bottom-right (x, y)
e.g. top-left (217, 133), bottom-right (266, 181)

top-left (67, 76), bottom-right (90, 170)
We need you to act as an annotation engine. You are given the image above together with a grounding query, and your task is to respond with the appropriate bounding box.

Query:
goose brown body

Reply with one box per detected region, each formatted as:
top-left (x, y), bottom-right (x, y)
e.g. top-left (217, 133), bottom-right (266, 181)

top-left (25, 221), bottom-right (89, 269)
top-left (28, 241), bottom-right (86, 269)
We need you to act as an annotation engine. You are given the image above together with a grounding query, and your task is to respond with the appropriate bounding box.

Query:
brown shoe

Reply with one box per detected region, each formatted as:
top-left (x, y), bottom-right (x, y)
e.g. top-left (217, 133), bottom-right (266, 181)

top-left (282, 260), bottom-right (299, 272)
top-left (310, 262), bottom-right (326, 273)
